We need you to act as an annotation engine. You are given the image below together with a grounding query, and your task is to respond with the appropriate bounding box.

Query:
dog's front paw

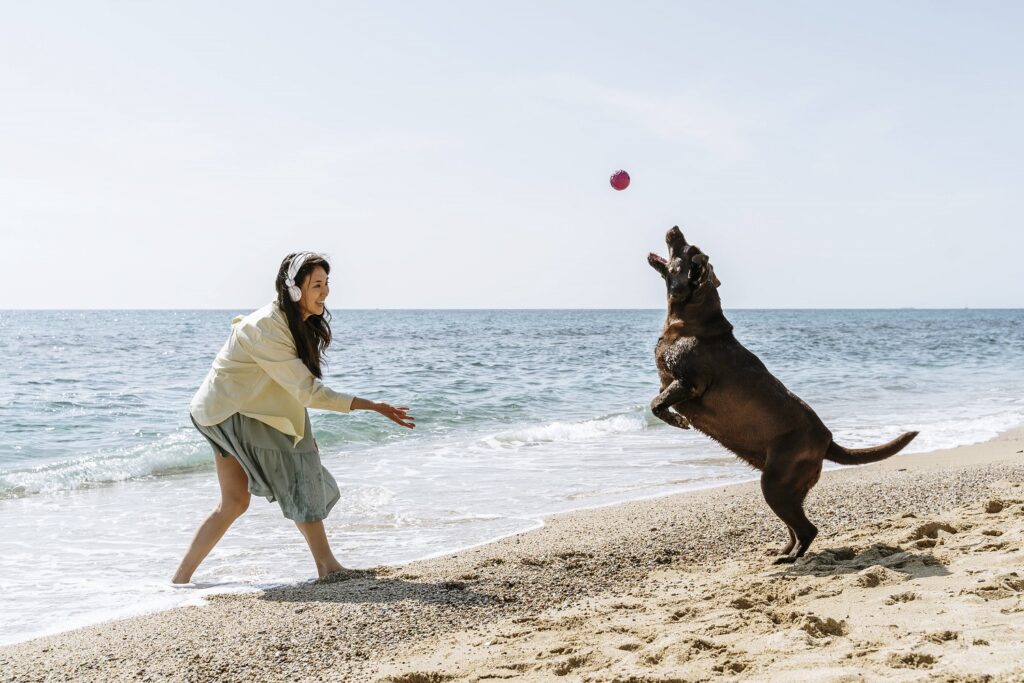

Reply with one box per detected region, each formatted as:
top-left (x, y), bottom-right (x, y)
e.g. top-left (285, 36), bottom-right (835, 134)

top-left (669, 411), bottom-right (691, 430)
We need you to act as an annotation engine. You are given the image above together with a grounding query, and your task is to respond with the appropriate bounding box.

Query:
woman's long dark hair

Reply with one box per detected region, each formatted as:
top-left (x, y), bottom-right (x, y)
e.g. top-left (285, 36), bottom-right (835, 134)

top-left (275, 253), bottom-right (332, 378)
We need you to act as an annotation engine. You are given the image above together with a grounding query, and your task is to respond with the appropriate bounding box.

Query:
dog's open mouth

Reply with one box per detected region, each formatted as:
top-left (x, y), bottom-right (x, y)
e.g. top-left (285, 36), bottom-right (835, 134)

top-left (650, 228), bottom-right (721, 306)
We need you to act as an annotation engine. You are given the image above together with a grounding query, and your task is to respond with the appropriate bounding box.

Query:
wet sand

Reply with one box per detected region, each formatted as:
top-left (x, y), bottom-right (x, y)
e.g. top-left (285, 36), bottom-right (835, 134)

top-left (2, 429), bottom-right (1023, 682)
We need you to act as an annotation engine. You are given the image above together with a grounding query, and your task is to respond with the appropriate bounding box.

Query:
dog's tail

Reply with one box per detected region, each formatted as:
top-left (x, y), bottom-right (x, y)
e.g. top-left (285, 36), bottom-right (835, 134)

top-left (825, 431), bottom-right (919, 465)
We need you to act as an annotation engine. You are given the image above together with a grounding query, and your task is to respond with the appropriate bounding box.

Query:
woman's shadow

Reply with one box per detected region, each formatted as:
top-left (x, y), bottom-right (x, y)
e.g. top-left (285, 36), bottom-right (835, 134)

top-left (257, 568), bottom-right (500, 608)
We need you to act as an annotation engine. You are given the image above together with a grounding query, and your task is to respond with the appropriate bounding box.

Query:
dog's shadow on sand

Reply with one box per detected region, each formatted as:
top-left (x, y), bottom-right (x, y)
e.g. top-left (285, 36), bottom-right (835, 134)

top-left (775, 543), bottom-right (952, 580)
top-left (257, 569), bottom-right (499, 607)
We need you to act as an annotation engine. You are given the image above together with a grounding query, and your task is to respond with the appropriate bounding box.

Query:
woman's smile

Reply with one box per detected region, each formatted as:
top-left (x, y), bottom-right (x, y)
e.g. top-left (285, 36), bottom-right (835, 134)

top-left (299, 266), bottom-right (330, 320)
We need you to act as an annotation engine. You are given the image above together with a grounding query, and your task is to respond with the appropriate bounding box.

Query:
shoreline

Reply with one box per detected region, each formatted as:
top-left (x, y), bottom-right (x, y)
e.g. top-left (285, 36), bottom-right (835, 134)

top-left (381, 423), bottom-right (1024, 571)
top-left (2, 428), bottom-right (1023, 681)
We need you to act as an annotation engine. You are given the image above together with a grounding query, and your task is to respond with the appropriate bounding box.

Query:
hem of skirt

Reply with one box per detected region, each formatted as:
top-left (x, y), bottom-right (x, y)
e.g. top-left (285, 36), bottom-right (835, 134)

top-left (207, 451), bottom-right (331, 522)
top-left (239, 481), bottom-right (330, 522)
top-left (283, 495), bottom-right (339, 523)
top-left (284, 513), bottom-right (329, 523)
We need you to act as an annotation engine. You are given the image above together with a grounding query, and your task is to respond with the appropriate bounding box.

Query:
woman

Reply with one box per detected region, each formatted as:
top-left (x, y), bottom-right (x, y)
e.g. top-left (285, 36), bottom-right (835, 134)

top-left (173, 252), bottom-right (414, 583)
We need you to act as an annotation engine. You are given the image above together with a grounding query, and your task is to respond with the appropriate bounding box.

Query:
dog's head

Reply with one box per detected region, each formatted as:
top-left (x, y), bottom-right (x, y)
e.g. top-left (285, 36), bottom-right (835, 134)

top-left (647, 226), bottom-right (721, 305)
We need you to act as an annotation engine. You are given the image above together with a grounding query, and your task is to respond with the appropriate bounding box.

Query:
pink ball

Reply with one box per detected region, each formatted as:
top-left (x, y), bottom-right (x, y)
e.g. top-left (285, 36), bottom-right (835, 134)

top-left (610, 169), bottom-right (630, 191)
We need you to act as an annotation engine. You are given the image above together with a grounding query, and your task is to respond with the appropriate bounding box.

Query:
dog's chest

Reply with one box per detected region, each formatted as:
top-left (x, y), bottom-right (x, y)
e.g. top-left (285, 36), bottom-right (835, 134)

top-left (656, 331), bottom-right (699, 373)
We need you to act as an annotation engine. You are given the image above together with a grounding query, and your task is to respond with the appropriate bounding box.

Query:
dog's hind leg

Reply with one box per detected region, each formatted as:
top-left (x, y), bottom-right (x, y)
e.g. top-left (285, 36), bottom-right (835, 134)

top-left (760, 459), bottom-right (821, 564)
top-left (777, 527), bottom-right (797, 558)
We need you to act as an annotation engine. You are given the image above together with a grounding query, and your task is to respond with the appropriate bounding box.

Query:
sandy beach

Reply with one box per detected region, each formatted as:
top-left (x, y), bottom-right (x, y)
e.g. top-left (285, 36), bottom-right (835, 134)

top-left (2, 429), bottom-right (1023, 682)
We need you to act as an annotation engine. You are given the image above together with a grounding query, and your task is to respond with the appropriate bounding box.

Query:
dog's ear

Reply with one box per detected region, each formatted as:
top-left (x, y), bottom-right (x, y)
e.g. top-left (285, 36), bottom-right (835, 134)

top-left (690, 253), bottom-right (721, 288)
top-left (647, 252), bottom-right (668, 277)
top-left (705, 263), bottom-right (721, 288)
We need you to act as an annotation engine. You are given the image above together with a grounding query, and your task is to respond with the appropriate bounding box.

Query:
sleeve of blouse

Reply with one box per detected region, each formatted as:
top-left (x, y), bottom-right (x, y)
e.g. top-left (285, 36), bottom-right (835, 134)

top-left (237, 324), bottom-right (354, 413)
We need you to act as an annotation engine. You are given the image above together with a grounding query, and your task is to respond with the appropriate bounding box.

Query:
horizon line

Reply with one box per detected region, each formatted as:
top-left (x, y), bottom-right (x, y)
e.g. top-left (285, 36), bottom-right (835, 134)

top-left (2, 307), bottom-right (1022, 312)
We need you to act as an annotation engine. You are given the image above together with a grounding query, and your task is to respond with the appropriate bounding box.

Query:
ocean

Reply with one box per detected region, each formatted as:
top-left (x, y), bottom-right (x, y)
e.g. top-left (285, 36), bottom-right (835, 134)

top-left (1, 308), bottom-right (1022, 645)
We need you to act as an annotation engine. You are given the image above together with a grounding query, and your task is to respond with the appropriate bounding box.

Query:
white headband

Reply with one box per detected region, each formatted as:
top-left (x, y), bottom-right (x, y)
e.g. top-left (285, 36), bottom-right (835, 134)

top-left (284, 252), bottom-right (321, 302)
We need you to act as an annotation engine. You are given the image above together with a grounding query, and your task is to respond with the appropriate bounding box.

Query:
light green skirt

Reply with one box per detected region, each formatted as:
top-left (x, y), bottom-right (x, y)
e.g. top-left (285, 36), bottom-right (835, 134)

top-left (190, 411), bottom-right (341, 522)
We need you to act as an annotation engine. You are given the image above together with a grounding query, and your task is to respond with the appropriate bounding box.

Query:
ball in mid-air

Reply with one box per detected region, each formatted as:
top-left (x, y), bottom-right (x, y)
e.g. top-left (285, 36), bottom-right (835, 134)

top-left (610, 169), bottom-right (630, 191)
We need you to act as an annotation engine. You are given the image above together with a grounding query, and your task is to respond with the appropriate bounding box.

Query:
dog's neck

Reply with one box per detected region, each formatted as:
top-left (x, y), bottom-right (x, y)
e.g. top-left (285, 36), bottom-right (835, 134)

top-left (665, 290), bottom-right (733, 338)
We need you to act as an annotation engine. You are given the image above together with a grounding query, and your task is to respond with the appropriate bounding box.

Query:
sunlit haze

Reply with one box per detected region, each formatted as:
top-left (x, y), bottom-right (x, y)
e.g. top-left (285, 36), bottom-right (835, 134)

top-left (2, 1), bottom-right (1021, 309)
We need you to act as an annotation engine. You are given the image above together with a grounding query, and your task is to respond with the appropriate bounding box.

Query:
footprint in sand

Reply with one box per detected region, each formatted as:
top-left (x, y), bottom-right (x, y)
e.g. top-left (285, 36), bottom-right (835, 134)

top-left (799, 614), bottom-right (848, 639)
top-left (888, 651), bottom-right (938, 669)
top-left (852, 567), bottom-right (890, 589)
top-left (854, 565), bottom-right (907, 588)
top-left (482, 661), bottom-right (533, 677)
top-left (687, 637), bottom-right (727, 656)
top-left (906, 521), bottom-right (957, 543)
top-left (638, 646), bottom-right (667, 666)
top-left (668, 606), bottom-right (700, 622)
top-left (382, 673), bottom-right (453, 683)
top-left (1000, 600), bottom-right (1024, 614)
top-left (546, 644), bottom-right (574, 655)
top-left (975, 541), bottom-right (1009, 552)
top-left (554, 550), bottom-right (593, 569)
top-left (885, 591), bottom-right (918, 605)
top-left (964, 573), bottom-right (1024, 600)
top-left (729, 596), bottom-right (756, 610)
top-left (923, 630), bottom-right (959, 644)
top-left (549, 653), bottom-right (591, 676)
top-left (712, 660), bottom-right (749, 674)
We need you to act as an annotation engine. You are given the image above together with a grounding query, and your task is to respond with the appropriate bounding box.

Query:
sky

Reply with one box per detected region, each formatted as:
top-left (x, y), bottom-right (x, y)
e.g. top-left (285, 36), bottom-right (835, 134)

top-left (1, 1), bottom-right (1022, 309)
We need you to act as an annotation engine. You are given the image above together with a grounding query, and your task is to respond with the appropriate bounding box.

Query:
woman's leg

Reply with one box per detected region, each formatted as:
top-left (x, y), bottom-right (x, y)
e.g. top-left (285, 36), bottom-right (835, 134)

top-left (294, 520), bottom-right (344, 578)
top-left (171, 453), bottom-right (251, 584)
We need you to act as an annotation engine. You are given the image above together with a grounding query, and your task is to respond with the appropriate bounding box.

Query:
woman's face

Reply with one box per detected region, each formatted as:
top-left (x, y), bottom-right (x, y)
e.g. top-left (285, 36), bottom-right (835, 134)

top-left (298, 265), bottom-right (329, 319)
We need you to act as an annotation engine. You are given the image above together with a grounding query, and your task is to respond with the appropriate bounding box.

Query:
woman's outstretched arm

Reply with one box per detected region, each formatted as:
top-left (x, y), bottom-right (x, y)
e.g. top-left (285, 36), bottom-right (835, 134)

top-left (349, 397), bottom-right (415, 429)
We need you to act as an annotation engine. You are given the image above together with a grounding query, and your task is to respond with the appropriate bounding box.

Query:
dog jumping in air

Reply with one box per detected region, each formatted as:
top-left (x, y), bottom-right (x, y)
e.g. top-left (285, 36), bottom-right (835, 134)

top-left (648, 226), bottom-right (918, 563)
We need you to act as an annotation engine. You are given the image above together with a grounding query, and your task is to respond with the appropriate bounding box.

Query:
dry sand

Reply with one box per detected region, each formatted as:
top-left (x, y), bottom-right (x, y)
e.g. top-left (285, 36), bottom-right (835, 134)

top-left (2, 430), bottom-right (1023, 682)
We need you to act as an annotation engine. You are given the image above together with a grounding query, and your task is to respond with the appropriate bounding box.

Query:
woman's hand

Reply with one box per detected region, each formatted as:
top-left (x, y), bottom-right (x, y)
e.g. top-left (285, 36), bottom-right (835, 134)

top-left (350, 397), bottom-right (415, 428)
top-left (375, 403), bottom-right (415, 429)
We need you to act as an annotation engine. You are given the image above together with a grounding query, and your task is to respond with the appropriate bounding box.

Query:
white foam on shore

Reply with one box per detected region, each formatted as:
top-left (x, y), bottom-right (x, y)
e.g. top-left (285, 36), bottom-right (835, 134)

top-left (482, 409), bottom-right (648, 447)
top-left (830, 405), bottom-right (1024, 455)
top-left (0, 429), bottom-right (210, 500)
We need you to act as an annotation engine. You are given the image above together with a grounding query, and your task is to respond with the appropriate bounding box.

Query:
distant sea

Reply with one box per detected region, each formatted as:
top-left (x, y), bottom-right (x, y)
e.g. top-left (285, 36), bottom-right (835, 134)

top-left (2, 308), bottom-right (1022, 645)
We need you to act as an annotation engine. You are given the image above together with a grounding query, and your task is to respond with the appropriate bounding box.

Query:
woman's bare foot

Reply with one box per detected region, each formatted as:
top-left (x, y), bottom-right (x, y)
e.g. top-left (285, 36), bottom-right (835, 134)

top-left (315, 567), bottom-right (363, 584)
top-left (317, 560), bottom-right (345, 579)
top-left (295, 520), bottom-right (346, 579)
top-left (170, 571), bottom-right (193, 585)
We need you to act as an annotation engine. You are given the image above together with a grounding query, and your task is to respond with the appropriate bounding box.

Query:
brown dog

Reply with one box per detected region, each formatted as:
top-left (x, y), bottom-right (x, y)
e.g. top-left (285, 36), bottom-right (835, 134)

top-left (648, 226), bottom-right (918, 563)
